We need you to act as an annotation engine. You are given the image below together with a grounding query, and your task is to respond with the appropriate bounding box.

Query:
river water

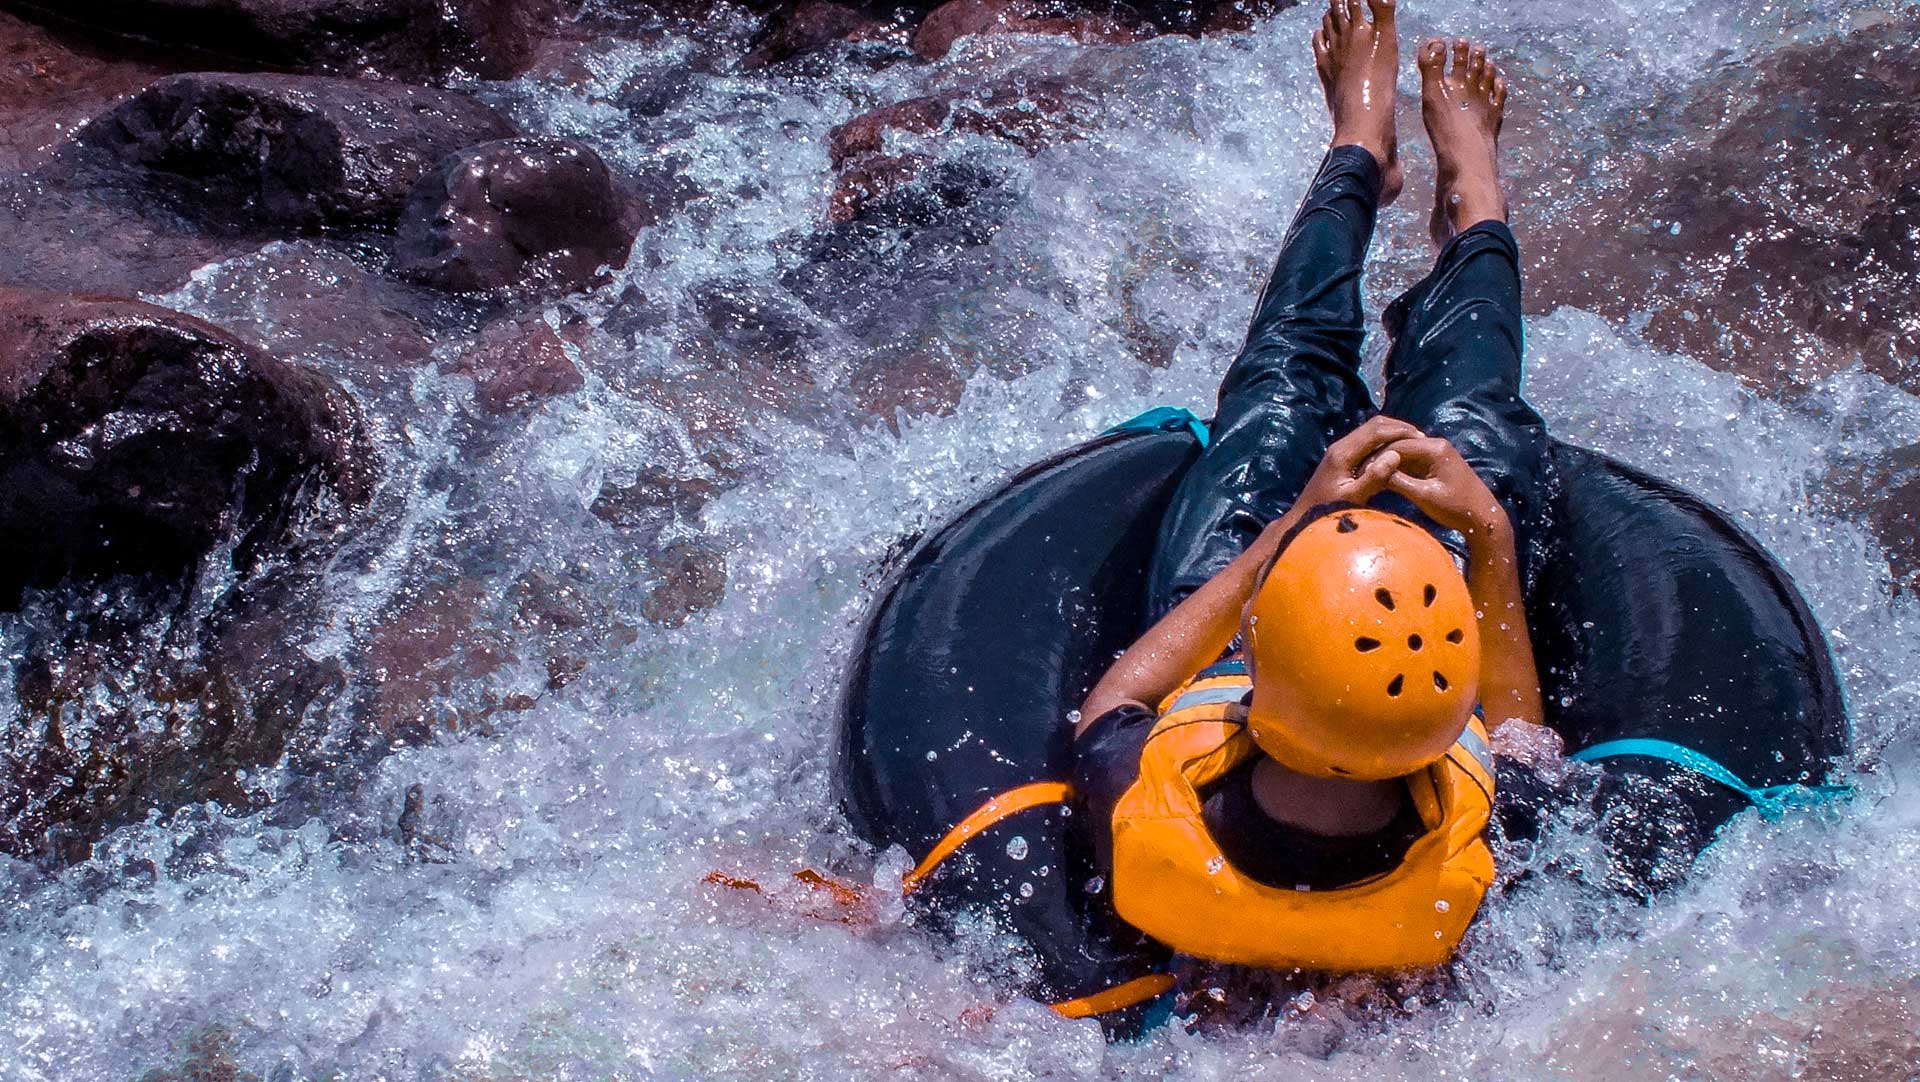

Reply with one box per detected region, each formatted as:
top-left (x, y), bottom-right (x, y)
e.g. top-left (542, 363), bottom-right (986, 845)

top-left (4, 0), bottom-right (1919, 1078)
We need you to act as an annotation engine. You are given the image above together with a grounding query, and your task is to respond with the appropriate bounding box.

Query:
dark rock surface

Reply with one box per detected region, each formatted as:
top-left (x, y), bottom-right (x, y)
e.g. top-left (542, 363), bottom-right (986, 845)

top-left (742, 0), bottom-right (886, 69)
top-left (75, 72), bottom-right (515, 233)
top-left (395, 137), bottom-right (634, 295)
top-left (0, 0), bottom-right (561, 81)
top-left (4, 572), bottom-right (350, 862)
top-left (908, 0), bottom-right (1148, 60)
top-left (0, 9), bottom-right (186, 175)
top-left (0, 287), bottom-right (373, 604)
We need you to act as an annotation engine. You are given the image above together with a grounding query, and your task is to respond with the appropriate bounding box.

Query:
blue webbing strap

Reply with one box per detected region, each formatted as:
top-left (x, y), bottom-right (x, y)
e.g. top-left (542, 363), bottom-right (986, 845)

top-left (1569, 738), bottom-right (1852, 821)
top-left (1103, 406), bottom-right (1211, 448)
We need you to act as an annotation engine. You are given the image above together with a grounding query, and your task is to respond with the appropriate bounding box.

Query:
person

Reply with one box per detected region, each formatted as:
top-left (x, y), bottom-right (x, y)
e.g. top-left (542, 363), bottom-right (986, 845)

top-left (1070, 0), bottom-right (1553, 973)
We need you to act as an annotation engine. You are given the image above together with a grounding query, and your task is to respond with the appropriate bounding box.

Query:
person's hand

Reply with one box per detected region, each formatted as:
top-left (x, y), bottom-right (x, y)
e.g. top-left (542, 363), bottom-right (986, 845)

top-left (1292, 415), bottom-right (1424, 510)
top-left (1381, 435), bottom-right (1508, 536)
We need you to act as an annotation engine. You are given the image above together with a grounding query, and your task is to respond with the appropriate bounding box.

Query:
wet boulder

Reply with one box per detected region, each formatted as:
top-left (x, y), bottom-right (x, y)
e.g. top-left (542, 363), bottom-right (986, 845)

top-left (394, 137), bottom-right (635, 295)
top-left (0, 287), bottom-right (373, 605)
top-left (2, 0), bottom-right (560, 80)
top-left (742, 0), bottom-right (888, 69)
top-left (73, 71), bottom-right (514, 234)
top-left (908, 0), bottom-right (1150, 59)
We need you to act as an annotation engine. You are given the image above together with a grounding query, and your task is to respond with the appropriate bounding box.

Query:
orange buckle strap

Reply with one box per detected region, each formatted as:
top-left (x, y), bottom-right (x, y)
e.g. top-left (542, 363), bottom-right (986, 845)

top-left (1051, 973), bottom-right (1177, 1019)
top-left (901, 781), bottom-right (1075, 894)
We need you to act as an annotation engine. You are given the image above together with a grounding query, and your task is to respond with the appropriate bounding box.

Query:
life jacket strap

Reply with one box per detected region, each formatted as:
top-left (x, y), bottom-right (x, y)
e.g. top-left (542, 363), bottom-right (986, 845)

top-left (1050, 973), bottom-right (1176, 1019)
top-left (1569, 738), bottom-right (1851, 820)
top-left (901, 780), bottom-right (1075, 893)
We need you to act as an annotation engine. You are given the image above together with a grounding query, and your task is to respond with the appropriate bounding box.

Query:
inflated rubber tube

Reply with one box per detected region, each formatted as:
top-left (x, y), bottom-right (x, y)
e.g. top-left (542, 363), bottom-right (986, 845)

top-left (836, 425), bottom-right (1849, 1017)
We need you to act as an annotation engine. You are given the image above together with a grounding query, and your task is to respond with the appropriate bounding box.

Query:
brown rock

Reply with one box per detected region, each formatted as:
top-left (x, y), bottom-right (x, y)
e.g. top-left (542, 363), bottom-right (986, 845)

top-left (850, 351), bottom-right (965, 429)
top-left (0, 10), bottom-right (184, 174)
top-left (825, 76), bottom-right (1093, 221)
top-left (394, 137), bottom-right (634, 296)
top-left (74, 71), bottom-right (515, 233)
top-left (364, 577), bottom-right (517, 740)
top-left (0, 287), bottom-right (373, 604)
top-left (742, 0), bottom-right (886, 69)
top-left (445, 313), bottom-right (586, 414)
top-left (1527, 18), bottom-right (1920, 396)
top-left (908, 0), bottom-right (1149, 60)
top-left (2, 0), bottom-right (561, 81)
top-left (642, 539), bottom-right (727, 627)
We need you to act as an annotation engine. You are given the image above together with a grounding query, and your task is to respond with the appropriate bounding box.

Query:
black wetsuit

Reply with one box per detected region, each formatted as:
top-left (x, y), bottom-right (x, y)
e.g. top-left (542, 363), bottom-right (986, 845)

top-left (1077, 145), bottom-right (1551, 893)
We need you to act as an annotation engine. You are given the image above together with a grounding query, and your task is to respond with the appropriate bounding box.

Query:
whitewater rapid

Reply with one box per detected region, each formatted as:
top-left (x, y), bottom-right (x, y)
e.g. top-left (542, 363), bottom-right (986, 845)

top-left (5, 0), bottom-right (1918, 1078)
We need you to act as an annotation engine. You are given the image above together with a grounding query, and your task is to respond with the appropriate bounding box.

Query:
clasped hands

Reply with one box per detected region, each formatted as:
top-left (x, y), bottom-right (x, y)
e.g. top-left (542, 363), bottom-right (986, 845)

top-left (1289, 415), bottom-right (1508, 541)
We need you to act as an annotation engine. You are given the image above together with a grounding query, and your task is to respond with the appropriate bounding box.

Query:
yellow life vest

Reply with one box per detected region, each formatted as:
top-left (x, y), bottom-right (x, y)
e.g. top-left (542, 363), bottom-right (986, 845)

top-left (1109, 659), bottom-right (1497, 971)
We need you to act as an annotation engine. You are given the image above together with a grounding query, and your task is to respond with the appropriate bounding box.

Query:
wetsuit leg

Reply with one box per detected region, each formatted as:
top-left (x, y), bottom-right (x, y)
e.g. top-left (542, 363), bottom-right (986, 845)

top-left (1378, 221), bottom-right (1551, 579)
top-left (1145, 146), bottom-right (1383, 621)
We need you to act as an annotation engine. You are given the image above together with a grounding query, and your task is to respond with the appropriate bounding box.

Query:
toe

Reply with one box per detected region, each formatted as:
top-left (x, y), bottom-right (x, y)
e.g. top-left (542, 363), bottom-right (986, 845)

top-left (1367, 0), bottom-right (1396, 23)
top-left (1492, 75), bottom-right (1508, 109)
top-left (1468, 44), bottom-right (1487, 84)
top-left (1418, 37), bottom-right (1445, 76)
top-left (1322, 11), bottom-right (1335, 43)
top-left (1329, 0), bottom-right (1349, 31)
top-left (1450, 38), bottom-right (1469, 78)
top-left (1479, 58), bottom-right (1498, 95)
top-left (1313, 28), bottom-right (1329, 62)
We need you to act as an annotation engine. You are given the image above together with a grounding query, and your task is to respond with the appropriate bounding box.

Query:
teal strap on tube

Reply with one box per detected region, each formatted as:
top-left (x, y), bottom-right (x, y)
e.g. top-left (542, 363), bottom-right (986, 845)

top-left (1569, 738), bottom-right (1851, 820)
top-left (1103, 406), bottom-right (1210, 448)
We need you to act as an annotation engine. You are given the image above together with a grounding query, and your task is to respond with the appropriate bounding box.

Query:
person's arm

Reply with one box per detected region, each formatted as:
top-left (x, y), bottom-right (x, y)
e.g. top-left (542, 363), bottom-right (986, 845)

top-left (1076, 416), bottom-right (1421, 737)
top-left (1382, 437), bottom-right (1546, 730)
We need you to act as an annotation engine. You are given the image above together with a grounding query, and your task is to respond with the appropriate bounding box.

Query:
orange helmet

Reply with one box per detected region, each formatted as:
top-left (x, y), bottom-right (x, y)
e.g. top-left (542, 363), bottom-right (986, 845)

top-left (1243, 508), bottom-right (1480, 780)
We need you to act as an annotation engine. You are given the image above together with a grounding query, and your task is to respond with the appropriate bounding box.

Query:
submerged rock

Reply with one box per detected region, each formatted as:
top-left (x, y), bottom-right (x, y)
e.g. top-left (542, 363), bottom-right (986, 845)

top-left (74, 72), bottom-right (515, 233)
top-left (1528, 16), bottom-right (1920, 396)
top-left (444, 312), bottom-right (586, 413)
top-left (0, 287), bottom-right (373, 604)
top-left (826, 76), bottom-right (1094, 221)
top-left (3, 0), bottom-right (560, 80)
top-left (642, 539), bottom-right (728, 628)
top-left (395, 137), bottom-right (635, 295)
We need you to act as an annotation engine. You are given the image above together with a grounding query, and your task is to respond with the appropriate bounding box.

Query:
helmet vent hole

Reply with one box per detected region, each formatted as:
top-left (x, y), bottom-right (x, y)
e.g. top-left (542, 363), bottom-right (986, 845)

top-left (1407, 634), bottom-right (1423, 651)
top-left (1446, 628), bottom-right (1465, 644)
top-left (1433, 671), bottom-right (1449, 692)
top-left (1386, 674), bottom-right (1404, 697)
top-left (1337, 515), bottom-right (1359, 533)
top-left (1424, 584), bottom-right (1437, 607)
top-left (1355, 637), bottom-right (1382, 653)
top-left (1375, 588), bottom-right (1395, 611)
top-left (1329, 765), bottom-right (1352, 776)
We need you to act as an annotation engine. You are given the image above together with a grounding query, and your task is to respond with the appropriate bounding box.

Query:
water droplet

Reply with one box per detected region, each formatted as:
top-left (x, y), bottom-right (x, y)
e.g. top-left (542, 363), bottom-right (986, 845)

top-left (1434, 929), bottom-right (1445, 938)
top-left (1205, 856), bottom-right (1226, 875)
top-left (1066, 709), bottom-right (1082, 725)
top-left (925, 750), bottom-right (937, 761)
top-left (1434, 899), bottom-right (1451, 913)
top-left (1018, 881), bottom-right (1034, 898)
top-left (1291, 990), bottom-right (1316, 1011)
top-left (1005, 835), bottom-right (1029, 860)
top-left (1083, 875), bottom-right (1106, 894)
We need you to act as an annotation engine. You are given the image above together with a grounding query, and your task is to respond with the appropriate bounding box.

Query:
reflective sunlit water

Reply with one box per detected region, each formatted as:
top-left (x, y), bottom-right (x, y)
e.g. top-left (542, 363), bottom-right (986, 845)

top-left (4, 0), bottom-right (1917, 1078)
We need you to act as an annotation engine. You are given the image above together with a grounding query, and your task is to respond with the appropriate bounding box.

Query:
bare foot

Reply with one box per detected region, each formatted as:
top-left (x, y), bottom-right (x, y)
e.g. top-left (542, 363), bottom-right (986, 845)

top-left (1313, 0), bottom-right (1402, 204)
top-left (1417, 36), bottom-right (1507, 248)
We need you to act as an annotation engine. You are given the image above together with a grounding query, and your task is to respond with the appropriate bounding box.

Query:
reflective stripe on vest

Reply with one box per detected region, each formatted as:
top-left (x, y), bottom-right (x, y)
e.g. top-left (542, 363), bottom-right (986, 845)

top-left (1111, 667), bottom-right (1496, 972)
